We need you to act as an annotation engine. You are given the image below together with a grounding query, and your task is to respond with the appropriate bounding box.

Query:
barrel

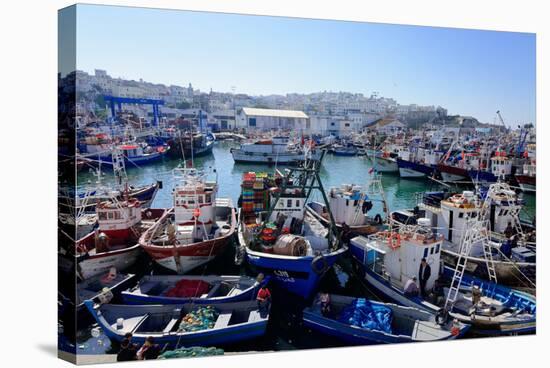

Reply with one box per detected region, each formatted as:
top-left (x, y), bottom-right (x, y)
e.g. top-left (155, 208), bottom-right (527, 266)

top-left (273, 234), bottom-right (308, 256)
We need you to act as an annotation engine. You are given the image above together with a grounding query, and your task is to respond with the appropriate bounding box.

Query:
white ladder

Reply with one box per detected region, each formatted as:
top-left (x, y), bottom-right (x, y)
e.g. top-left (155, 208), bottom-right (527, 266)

top-left (112, 147), bottom-right (128, 188)
top-left (444, 218), bottom-right (495, 311)
top-left (365, 173), bottom-right (389, 222)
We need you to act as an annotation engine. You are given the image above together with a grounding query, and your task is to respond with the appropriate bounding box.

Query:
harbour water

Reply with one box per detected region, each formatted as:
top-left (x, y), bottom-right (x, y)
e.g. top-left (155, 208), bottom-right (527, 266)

top-left (79, 141), bottom-right (536, 221)
top-left (73, 141), bottom-right (536, 355)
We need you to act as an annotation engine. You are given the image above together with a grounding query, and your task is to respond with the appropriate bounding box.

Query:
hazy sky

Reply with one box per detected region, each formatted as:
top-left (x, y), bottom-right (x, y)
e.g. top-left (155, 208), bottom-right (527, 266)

top-left (75, 4), bottom-right (536, 126)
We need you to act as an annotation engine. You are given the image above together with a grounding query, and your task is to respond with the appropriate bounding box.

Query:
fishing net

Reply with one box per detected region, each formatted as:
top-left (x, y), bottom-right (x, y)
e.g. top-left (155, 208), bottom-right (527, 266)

top-left (338, 298), bottom-right (393, 334)
top-left (177, 306), bottom-right (220, 332)
top-left (158, 346), bottom-right (224, 359)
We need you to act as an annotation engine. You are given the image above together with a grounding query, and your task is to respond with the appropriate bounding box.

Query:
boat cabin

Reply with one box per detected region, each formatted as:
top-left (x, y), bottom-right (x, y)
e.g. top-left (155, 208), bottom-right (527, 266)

top-left (490, 156), bottom-right (512, 177)
top-left (360, 219), bottom-right (443, 292)
top-left (328, 184), bottom-right (368, 226)
top-left (173, 168), bottom-right (218, 240)
top-left (96, 198), bottom-right (142, 232)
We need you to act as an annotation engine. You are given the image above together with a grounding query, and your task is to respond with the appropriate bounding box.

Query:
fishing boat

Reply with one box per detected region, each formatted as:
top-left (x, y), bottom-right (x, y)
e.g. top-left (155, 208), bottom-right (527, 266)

top-left (349, 216), bottom-right (536, 335)
top-left (235, 155), bottom-right (348, 299)
top-left (73, 196), bottom-right (166, 280)
top-left (84, 300), bottom-right (269, 348)
top-left (469, 153), bottom-right (513, 185)
top-left (121, 275), bottom-right (268, 305)
top-left (91, 142), bottom-right (170, 167)
top-left (231, 136), bottom-right (321, 164)
top-left (77, 271), bottom-right (136, 310)
top-left (515, 159), bottom-right (536, 193)
top-left (396, 148), bottom-right (441, 178)
top-left (303, 294), bottom-right (469, 344)
top-left (306, 180), bottom-right (386, 236)
top-left (391, 185), bottom-right (536, 284)
top-left (167, 132), bottom-right (215, 160)
top-left (369, 149), bottom-right (399, 173)
top-left (331, 145), bottom-right (358, 156)
top-left (140, 168), bottom-right (236, 274)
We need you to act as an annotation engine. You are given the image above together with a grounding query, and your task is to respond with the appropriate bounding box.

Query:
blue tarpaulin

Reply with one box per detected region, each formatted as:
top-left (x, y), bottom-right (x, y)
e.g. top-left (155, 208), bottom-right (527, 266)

top-left (338, 298), bottom-right (393, 334)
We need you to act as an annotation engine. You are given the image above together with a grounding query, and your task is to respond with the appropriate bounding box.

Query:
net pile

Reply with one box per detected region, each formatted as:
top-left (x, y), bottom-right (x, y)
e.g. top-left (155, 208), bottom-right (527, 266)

top-left (158, 346), bottom-right (224, 359)
top-left (177, 306), bottom-right (220, 332)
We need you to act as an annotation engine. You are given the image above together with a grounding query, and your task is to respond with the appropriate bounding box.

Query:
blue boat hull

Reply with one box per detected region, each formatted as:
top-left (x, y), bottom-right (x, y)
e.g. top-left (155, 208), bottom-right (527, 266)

top-left (468, 169), bottom-right (498, 184)
top-left (245, 247), bottom-right (347, 299)
top-left (350, 241), bottom-right (536, 335)
top-left (396, 158), bottom-right (435, 178)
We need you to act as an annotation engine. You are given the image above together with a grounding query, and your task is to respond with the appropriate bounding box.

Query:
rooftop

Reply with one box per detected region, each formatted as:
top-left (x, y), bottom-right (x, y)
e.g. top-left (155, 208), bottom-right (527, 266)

top-left (242, 107), bottom-right (308, 119)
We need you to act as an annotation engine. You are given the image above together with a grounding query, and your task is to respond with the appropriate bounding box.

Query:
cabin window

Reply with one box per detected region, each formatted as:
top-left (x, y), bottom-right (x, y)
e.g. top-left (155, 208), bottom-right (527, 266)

top-left (114, 212), bottom-right (121, 220)
top-left (205, 194), bottom-right (211, 203)
top-left (296, 200), bottom-right (300, 207)
top-left (430, 247), bottom-right (435, 255)
top-left (249, 118), bottom-right (256, 127)
top-left (435, 244), bottom-right (440, 253)
top-left (502, 210), bottom-right (508, 216)
top-left (198, 195), bottom-right (204, 204)
top-left (458, 213), bottom-right (464, 218)
top-left (107, 212), bottom-right (114, 220)
top-left (187, 200), bottom-right (195, 205)
top-left (98, 212), bottom-right (107, 220)
top-left (287, 199), bottom-right (292, 207)
top-left (423, 248), bottom-right (429, 258)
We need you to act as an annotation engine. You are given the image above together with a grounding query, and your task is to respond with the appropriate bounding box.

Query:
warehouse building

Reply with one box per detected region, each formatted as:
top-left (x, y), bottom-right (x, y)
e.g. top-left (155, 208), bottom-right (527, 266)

top-left (236, 107), bottom-right (310, 131)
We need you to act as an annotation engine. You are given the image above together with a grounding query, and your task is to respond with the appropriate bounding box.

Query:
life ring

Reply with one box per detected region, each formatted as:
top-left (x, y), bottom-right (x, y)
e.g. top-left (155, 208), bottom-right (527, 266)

top-left (311, 254), bottom-right (329, 275)
top-left (388, 232), bottom-right (401, 249)
top-left (193, 208), bottom-right (201, 218)
top-left (374, 214), bottom-right (383, 225)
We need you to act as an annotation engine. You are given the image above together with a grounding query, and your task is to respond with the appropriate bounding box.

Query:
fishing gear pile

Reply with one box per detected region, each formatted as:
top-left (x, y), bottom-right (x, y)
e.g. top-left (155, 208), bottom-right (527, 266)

top-left (177, 306), bottom-right (220, 332)
top-left (158, 346), bottom-right (224, 359)
top-left (338, 298), bottom-right (393, 334)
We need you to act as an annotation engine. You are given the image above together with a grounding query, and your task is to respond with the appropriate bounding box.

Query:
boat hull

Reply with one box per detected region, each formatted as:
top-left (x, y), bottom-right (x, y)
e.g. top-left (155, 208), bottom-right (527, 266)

top-left (437, 164), bottom-right (470, 182)
top-left (231, 149), bottom-right (322, 164)
top-left (77, 245), bottom-right (142, 280)
top-left (140, 207), bottom-right (236, 274)
top-left (515, 174), bottom-right (536, 192)
top-left (372, 157), bottom-right (398, 173)
top-left (397, 159), bottom-right (434, 178)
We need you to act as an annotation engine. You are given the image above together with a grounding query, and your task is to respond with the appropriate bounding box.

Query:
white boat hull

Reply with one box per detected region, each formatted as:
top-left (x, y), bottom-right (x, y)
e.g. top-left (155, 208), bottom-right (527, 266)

top-left (78, 246), bottom-right (141, 280)
top-left (231, 149), bottom-right (321, 164)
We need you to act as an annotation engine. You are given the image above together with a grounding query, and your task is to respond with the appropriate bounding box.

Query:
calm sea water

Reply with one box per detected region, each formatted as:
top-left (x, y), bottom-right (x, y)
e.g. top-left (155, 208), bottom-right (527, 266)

top-left (78, 141), bottom-right (535, 220)
top-left (73, 141), bottom-right (536, 356)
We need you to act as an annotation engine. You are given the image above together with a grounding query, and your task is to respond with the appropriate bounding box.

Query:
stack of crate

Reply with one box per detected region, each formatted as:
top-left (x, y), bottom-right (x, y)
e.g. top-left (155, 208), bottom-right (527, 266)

top-left (241, 172), bottom-right (270, 214)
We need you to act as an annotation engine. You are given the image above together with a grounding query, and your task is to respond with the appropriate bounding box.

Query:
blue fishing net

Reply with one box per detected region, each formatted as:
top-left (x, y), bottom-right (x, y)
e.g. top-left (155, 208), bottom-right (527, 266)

top-left (177, 306), bottom-right (220, 332)
top-left (338, 298), bottom-right (393, 334)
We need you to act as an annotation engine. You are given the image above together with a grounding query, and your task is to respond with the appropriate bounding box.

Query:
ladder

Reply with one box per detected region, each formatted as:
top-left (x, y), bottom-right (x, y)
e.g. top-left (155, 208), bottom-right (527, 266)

top-left (480, 182), bottom-right (525, 242)
top-left (444, 217), bottom-right (495, 311)
top-left (111, 147), bottom-right (128, 188)
top-left (365, 173), bottom-right (389, 223)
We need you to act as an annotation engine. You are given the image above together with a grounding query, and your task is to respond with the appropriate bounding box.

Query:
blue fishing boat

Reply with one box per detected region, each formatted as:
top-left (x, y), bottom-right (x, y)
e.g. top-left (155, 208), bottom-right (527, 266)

top-left (236, 153), bottom-right (347, 299)
top-left (332, 145), bottom-right (358, 156)
top-left (303, 294), bottom-right (469, 344)
top-left (97, 143), bottom-right (170, 167)
top-left (349, 218), bottom-right (536, 335)
top-left (84, 300), bottom-right (269, 348)
top-left (121, 275), bottom-right (268, 305)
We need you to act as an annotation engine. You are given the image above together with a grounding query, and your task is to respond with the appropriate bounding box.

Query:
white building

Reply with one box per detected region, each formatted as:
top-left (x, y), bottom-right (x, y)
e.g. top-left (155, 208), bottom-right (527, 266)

top-left (236, 107), bottom-right (309, 131)
top-left (367, 118), bottom-right (406, 135)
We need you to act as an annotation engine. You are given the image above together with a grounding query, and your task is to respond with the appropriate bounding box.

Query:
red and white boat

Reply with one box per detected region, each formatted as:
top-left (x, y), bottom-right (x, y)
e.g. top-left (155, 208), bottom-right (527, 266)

top-left (515, 144), bottom-right (536, 193)
top-left (140, 168), bottom-right (236, 273)
top-left (75, 197), bottom-right (165, 279)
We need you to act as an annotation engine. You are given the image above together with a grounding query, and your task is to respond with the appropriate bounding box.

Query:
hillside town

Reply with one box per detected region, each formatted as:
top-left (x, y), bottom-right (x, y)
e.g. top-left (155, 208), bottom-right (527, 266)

top-left (72, 69), bottom-right (509, 136)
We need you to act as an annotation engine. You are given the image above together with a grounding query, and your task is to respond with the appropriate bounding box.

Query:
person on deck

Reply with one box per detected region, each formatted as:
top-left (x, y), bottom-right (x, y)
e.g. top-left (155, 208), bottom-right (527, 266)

top-left (404, 276), bottom-right (419, 297)
top-left (418, 258), bottom-right (431, 297)
top-left (136, 336), bottom-right (160, 360)
top-left (504, 222), bottom-right (515, 239)
top-left (257, 284), bottom-right (272, 318)
top-left (318, 292), bottom-right (332, 317)
top-left (117, 338), bottom-right (137, 362)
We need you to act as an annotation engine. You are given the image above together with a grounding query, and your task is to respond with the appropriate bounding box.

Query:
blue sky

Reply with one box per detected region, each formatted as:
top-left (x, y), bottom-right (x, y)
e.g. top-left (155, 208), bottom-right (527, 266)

top-left (75, 4), bottom-right (536, 125)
